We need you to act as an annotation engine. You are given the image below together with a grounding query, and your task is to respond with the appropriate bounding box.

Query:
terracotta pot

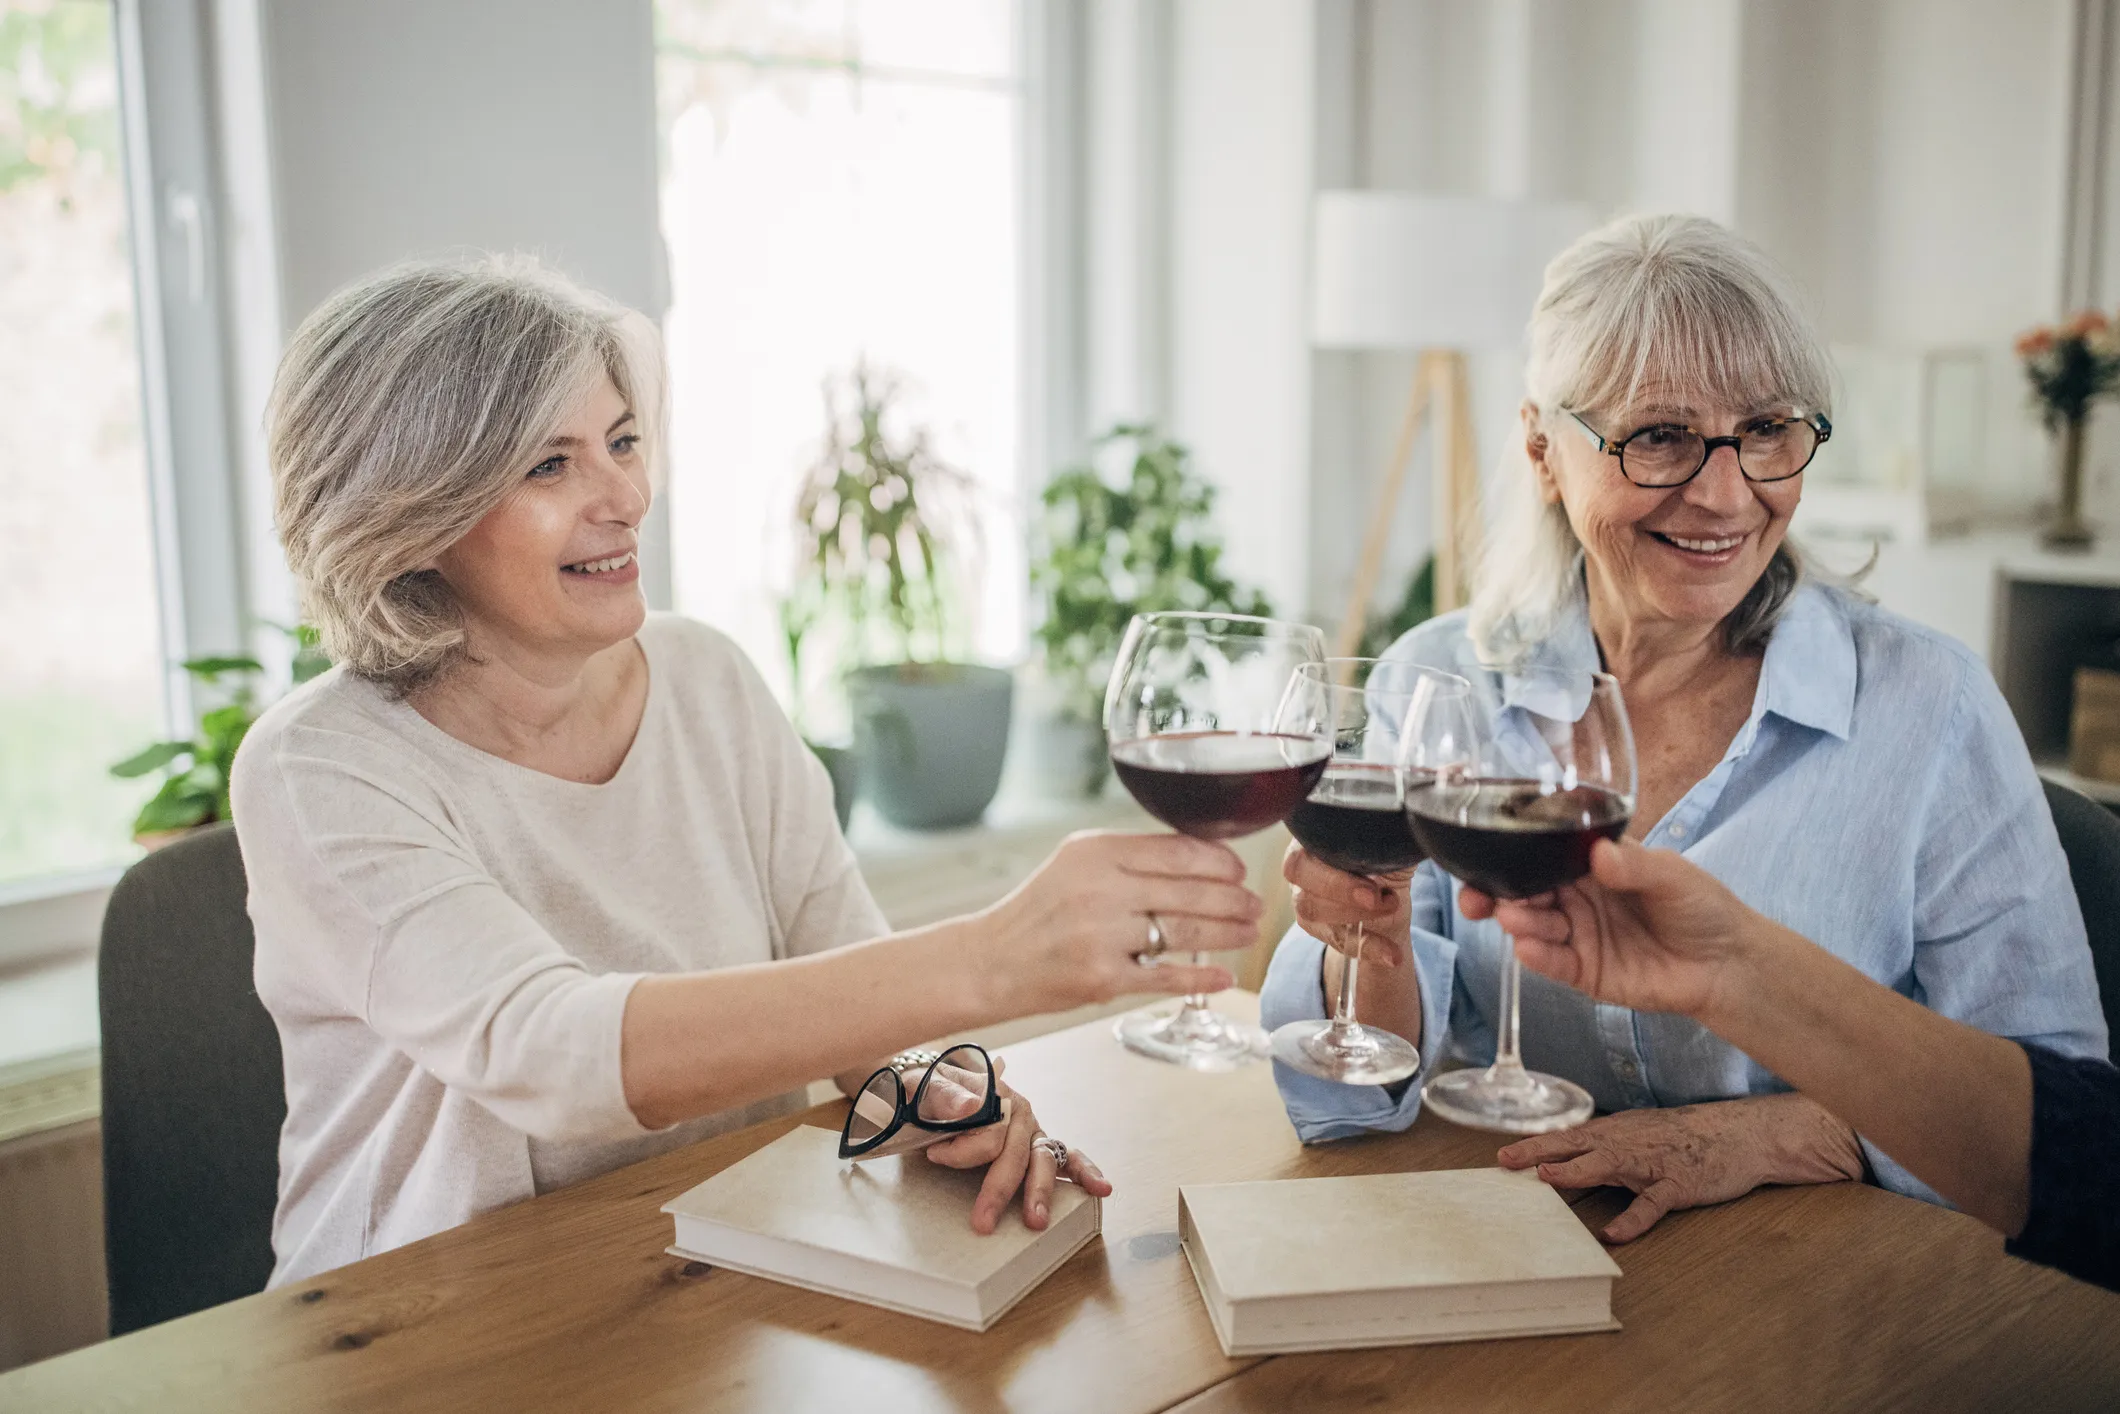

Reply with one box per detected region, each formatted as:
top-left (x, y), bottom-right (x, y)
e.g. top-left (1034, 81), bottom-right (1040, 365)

top-left (134, 822), bottom-right (215, 852)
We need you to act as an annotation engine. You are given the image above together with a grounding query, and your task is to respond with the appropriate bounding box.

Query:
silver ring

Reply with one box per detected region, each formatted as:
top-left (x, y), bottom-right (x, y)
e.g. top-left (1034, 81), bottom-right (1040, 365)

top-left (1134, 912), bottom-right (1167, 965)
top-left (1032, 1133), bottom-right (1069, 1170)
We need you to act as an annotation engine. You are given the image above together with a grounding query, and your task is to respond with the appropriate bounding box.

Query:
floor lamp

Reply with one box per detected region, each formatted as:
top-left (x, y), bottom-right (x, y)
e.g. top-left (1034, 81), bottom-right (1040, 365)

top-left (1312, 192), bottom-right (1592, 658)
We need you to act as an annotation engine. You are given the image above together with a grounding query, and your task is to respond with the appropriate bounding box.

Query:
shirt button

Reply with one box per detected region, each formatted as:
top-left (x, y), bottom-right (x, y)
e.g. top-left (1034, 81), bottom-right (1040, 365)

top-left (1615, 1057), bottom-right (1639, 1077)
top-left (1668, 824), bottom-right (1687, 839)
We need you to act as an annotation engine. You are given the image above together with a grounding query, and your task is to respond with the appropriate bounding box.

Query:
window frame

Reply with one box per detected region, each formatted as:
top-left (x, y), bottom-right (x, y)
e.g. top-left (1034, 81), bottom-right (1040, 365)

top-left (0, 0), bottom-right (266, 960)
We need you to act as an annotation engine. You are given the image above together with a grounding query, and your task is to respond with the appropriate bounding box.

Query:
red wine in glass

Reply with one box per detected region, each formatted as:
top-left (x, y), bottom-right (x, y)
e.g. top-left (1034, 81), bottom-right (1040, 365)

top-left (1404, 779), bottom-right (1631, 900)
top-left (1283, 763), bottom-right (1426, 877)
top-left (1405, 667), bottom-right (1637, 1135)
top-left (1103, 610), bottom-right (1331, 1071)
top-left (1110, 732), bottom-right (1330, 841)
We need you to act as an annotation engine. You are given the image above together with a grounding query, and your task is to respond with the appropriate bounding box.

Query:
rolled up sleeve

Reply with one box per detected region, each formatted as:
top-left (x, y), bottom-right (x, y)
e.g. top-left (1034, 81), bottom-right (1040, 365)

top-left (1260, 862), bottom-right (1462, 1143)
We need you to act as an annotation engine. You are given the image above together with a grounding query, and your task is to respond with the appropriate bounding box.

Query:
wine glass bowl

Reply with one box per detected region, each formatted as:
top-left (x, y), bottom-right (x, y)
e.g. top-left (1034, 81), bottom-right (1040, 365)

top-left (1404, 667), bottom-right (1637, 1134)
top-left (1270, 659), bottom-right (1468, 1087)
top-left (1104, 612), bottom-right (1331, 1071)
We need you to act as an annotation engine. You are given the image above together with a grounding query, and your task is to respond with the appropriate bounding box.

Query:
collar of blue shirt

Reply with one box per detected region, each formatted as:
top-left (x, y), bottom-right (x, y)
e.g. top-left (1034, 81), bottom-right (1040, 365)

top-left (1499, 577), bottom-right (1857, 744)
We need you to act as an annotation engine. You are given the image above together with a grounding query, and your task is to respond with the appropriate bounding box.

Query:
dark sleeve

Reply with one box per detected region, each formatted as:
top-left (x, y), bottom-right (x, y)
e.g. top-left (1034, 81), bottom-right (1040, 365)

top-left (2004, 1043), bottom-right (2120, 1292)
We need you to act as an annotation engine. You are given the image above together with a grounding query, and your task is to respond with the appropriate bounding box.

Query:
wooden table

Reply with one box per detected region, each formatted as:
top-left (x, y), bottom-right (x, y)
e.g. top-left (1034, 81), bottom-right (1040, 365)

top-left (8, 994), bottom-right (2120, 1412)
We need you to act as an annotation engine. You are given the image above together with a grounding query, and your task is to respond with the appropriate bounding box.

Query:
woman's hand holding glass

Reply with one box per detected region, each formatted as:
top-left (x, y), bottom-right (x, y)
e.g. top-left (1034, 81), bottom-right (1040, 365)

top-left (973, 829), bottom-right (1264, 1016)
top-left (1457, 834), bottom-right (1768, 1024)
top-left (1461, 838), bottom-right (1865, 1242)
top-left (1284, 842), bottom-right (1415, 972)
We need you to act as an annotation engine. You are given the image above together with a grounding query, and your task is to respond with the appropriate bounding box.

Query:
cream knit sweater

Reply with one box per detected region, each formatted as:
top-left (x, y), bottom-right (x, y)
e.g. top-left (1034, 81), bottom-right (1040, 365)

top-left (233, 614), bottom-right (885, 1284)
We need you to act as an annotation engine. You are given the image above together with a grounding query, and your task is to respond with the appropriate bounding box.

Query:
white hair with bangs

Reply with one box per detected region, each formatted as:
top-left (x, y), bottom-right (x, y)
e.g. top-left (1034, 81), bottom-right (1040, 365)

top-left (1468, 212), bottom-right (1837, 666)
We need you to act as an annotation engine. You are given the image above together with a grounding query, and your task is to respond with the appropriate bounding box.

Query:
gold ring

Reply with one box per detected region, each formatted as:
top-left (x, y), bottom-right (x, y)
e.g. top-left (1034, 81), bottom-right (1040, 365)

top-left (1135, 913), bottom-right (1167, 965)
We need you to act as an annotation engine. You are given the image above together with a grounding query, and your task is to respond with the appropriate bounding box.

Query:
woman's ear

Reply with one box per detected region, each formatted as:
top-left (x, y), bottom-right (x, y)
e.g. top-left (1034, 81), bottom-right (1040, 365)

top-left (1522, 401), bottom-right (1562, 506)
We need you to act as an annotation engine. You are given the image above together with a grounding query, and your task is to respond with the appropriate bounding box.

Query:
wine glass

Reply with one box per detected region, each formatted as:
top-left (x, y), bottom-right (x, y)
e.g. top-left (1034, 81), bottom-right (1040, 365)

top-left (1403, 666), bottom-right (1637, 1133)
top-left (1104, 611), bottom-right (1331, 1070)
top-left (1269, 658), bottom-right (1471, 1085)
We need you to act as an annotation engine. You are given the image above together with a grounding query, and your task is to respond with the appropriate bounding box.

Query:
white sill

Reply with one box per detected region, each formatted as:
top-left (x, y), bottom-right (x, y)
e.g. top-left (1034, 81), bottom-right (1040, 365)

top-left (0, 870), bottom-right (119, 970)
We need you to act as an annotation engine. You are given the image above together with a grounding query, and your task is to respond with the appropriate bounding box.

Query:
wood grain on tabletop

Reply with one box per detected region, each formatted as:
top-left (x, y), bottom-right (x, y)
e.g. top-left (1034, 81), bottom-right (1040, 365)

top-left (0, 994), bottom-right (1485, 1414)
top-left (7, 992), bottom-right (2120, 1413)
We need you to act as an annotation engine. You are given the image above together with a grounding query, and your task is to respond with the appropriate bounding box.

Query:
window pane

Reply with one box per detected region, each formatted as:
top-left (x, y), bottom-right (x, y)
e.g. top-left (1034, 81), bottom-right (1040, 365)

top-left (0, 0), bottom-right (166, 884)
top-left (657, 0), bottom-right (1021, 737)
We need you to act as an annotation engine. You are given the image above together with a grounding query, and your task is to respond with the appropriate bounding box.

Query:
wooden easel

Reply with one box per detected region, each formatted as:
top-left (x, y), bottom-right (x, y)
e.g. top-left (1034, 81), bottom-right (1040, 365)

top-left (1331, 349), bottom-right (1484, 660)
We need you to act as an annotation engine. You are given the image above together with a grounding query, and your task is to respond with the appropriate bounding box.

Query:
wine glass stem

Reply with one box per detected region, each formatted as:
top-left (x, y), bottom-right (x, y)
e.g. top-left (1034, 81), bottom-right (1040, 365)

top-left (1491, 932), bottom-right (1527, 1077)
top-left (1180, 953), bottom-right (1214, 1015)
top-left (1330, 922), bottom-right (1365, 1036)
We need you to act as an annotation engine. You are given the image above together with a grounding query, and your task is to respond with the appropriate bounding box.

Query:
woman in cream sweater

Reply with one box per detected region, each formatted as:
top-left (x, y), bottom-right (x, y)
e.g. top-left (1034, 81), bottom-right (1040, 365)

top-left (237, 259), bottom-right (1259, 1284)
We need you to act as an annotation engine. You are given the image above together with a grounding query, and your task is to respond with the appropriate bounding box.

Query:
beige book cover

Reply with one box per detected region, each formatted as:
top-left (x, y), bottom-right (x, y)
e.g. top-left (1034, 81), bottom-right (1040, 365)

top-left (1179, 1166), bottom-right (1622, 1355)
top-left (662, 1123), bottom-right (1100, 1332)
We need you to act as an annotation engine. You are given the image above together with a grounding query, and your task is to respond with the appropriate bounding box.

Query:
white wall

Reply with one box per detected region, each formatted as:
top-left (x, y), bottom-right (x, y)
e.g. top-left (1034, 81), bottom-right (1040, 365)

top-left (247, 0), bottom-right (671, 604)
top-left (1167, 0), bottom-right (1317, 618)
top-left (1283, 0), bottom-right (2091, 631)
top-left (258, 0), bottom-right (666, 322)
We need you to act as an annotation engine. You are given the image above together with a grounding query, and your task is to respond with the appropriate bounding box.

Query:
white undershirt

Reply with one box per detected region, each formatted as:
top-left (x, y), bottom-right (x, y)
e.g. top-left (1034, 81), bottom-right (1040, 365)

top-left (233, 613), bottom-right (885, 1284)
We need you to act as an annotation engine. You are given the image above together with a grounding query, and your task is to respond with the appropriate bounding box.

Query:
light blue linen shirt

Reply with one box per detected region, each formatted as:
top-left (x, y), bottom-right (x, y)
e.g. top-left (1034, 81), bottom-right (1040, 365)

top-left (1261, 581), bottom-right (2109, 1201)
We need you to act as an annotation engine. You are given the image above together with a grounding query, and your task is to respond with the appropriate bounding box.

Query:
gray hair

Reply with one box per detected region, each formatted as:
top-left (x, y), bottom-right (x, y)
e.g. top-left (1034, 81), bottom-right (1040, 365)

top-left (269, 256), bottom-right (662, 694)
top-left (1468, 213), bottom-right (1835, 665)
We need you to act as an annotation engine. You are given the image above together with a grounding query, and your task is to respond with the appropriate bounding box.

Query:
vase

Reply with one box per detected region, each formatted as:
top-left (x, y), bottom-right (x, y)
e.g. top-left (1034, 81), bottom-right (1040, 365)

top-left (2046, 412), bottom-right (2095, 550)
top-left (805, 740), bottom-right (859, 831)
top-left (846, 664), bottom-right (1013, 829)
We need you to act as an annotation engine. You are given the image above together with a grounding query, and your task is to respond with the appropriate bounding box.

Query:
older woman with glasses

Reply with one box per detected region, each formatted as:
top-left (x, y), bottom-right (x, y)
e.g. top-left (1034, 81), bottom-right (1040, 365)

top-left (1264, 213), bottom-right (2107, 1241)
top-left (237, 259), bottom-right (1261, 1284)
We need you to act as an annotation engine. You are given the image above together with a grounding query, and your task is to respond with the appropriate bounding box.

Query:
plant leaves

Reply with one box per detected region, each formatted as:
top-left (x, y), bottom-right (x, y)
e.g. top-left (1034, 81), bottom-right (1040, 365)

top-left (109, 740), bottom-right (191, 778)
top-left (183, 655), bottom-right (264, 679)
top-left (133, 783), bottom-right (214, 834)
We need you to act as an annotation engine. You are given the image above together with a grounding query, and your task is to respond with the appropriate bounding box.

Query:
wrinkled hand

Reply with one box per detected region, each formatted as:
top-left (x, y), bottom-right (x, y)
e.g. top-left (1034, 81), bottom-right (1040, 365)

top-left (980, 831), bottom-right (1262, 1015)
top-left (1458, 837), bottom-right (1764, 1021)
top-left (1283, 841), bottom-right (1414, 967)
top-left (923, 1061), bottom-right (1112, 1235)
top-left (1496, 1092), bottom-right (1867, 1243)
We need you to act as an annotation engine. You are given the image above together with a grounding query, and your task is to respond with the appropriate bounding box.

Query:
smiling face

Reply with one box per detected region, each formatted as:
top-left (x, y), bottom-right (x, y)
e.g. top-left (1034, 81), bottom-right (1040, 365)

top-left (432, 375), bottom-right (650, 667)
top-left (1528, 386), bottom-right (1807, 636)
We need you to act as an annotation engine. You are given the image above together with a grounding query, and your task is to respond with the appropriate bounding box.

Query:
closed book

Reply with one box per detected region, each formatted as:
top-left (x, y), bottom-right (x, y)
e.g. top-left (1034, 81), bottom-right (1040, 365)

top-left (1178, 1167), bottom-right (1621, 1355)
top-left (662, 1123), bottom-right (1101, 1332)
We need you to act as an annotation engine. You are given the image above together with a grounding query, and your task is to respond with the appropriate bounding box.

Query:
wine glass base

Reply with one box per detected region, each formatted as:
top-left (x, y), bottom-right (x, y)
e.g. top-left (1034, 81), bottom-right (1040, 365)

top-left (1268, 1019), bottom-right (1420, 1086)
top-left (1115, 1005), bottom-right (1267, 1071)
top-left (1420, 1065), bottom-right (1594, 1135)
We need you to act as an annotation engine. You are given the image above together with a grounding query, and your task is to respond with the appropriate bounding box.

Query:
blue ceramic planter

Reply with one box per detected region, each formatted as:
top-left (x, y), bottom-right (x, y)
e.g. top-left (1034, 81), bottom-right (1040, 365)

top-left (846, 664), bottom-right (1013, 829)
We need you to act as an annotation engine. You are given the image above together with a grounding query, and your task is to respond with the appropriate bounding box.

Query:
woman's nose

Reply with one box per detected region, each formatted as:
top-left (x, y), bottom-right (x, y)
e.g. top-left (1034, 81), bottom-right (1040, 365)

top-left (1682, 443), bottom-right (1751, 515)
top-left (590, 453), bottom-right (649, 526)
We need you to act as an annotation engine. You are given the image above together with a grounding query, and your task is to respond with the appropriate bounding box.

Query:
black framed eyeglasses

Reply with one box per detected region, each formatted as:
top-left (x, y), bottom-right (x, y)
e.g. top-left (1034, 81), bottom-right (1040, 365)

top-left (838, 1044), bottom-right (1001, 1161)
top-left (1566, 409), bottom-right (1831, 488)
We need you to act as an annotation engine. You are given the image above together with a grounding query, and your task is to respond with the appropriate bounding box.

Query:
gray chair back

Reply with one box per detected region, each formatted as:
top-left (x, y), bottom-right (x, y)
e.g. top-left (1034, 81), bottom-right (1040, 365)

top-left (97, 822), bottom-right (284, 1335)
top-left (2045, 778), bottom-right (2120, 1043)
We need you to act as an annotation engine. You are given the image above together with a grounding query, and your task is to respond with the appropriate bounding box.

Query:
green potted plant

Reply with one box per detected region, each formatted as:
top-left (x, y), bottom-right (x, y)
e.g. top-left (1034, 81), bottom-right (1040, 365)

top-left (1028, 424), bottom-right (1273, 797)
top-left (784, 363), bottom-right (1011, 830)
top-left (110, 627), bottom-right (331, 847)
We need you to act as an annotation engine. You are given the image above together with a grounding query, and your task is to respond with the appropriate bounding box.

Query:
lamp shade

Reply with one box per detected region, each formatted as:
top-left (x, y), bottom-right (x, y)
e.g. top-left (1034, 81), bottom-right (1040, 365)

top-left (1311, 191), bottom-right (1594, 351)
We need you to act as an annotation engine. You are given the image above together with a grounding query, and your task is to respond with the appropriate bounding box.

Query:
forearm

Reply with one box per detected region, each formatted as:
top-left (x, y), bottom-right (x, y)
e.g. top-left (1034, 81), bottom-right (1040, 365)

top-left (621, 917), bottom-right (994, 1130)
top-left (1704, 925), bottom-right (2033, 1235)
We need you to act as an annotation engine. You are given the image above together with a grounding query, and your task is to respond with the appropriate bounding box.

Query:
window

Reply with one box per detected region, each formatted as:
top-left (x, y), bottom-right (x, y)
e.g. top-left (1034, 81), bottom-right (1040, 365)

top-left (0, 0), bottom-right (166, 887)
top-left (655, 0), bottom-right (1025, 734)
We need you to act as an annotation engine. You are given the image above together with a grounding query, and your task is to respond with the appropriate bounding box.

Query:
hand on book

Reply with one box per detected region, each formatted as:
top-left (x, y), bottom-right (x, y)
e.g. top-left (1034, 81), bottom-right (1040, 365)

top-left (1495, 1092), bottom-right (1867, 1242)
top-left (922, 1059), bottom-right (1112, 1235)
